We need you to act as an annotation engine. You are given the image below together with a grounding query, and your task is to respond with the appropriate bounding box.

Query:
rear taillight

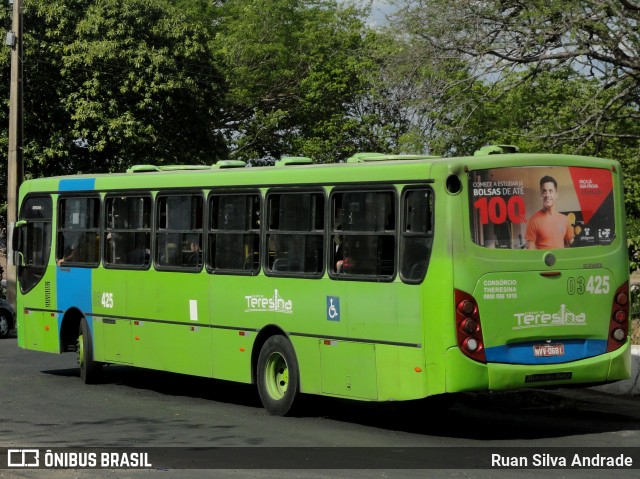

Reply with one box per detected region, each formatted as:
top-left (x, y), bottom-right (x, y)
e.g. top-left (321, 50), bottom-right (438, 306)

top-left (607, 282), bottom-right (629, 352)
top-left (455, 289), bottom-right (486, 363)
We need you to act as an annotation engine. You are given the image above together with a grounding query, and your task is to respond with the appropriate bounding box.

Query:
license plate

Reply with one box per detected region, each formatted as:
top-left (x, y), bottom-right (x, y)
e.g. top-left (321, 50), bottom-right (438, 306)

top-left (533, 343), bottom-right (565, 357)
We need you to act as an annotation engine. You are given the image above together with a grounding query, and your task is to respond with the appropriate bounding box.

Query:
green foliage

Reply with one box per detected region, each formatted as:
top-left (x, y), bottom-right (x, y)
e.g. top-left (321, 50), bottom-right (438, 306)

top-left (213, 0), bottom-right (386, 162)
top-left (21, 0), bottom-right (227, 178)
top-left (625, 157), bottom-right (640, 273)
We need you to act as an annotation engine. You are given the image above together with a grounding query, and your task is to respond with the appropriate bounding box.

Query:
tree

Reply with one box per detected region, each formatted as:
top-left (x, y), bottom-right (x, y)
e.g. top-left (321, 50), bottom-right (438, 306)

top-left (388, 0), bottom-right (640, 148)
top-left (426, 67), bottom-right (639, 157)
top-left (214, 0), bottom-right (389, 162)
top-left (23, 0), bottom-right (227, 177)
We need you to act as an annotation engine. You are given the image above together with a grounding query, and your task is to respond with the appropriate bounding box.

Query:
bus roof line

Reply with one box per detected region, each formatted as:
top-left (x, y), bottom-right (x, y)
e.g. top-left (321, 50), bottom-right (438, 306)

top-left (347, 153), bottom-right (440, 163)
top-left (127, 164), bottom-right (214, 174)
top-left (125, 153), bottom-right (441, 174)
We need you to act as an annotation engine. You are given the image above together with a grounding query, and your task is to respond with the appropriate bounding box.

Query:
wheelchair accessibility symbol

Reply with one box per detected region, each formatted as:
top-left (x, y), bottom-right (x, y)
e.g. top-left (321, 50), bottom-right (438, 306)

top-left (326, 296), bottom-right (340, 322)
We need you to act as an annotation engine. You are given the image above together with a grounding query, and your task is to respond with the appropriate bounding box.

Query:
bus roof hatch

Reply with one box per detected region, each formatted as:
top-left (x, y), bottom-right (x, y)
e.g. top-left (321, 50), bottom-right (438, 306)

top-left (473, 145), bottom-right (519, 156)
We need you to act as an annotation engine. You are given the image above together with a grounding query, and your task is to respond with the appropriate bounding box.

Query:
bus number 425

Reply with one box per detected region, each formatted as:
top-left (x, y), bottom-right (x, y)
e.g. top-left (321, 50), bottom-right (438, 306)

top-left (567, 276), bottom-right (610, 295)
top-left (101, 292), bottom-right (114, 309)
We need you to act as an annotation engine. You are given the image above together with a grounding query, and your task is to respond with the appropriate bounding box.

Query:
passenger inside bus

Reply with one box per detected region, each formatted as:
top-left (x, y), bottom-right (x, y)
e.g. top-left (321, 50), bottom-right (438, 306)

top-left (183, 240), bottom-right (202, 267)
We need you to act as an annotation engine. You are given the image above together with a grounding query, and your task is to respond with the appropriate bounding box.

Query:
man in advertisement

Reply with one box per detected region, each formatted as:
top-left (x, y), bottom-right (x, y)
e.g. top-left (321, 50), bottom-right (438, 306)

top-left (525, 175), bottom-right (574, 250)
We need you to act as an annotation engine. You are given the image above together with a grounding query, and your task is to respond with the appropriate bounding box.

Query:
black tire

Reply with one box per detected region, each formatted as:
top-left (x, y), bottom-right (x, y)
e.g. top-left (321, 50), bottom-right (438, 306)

top-left (256, 335), bottom-right (300, 416)
top-left (0, 311), bottom-right (11, 338)
top-left (78, 317), bottom-right (102, 384)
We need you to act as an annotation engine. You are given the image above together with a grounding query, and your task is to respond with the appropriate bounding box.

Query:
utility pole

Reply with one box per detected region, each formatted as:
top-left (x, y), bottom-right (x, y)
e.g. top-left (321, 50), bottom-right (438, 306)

top-left (6, 0), bottom-right (24, 309)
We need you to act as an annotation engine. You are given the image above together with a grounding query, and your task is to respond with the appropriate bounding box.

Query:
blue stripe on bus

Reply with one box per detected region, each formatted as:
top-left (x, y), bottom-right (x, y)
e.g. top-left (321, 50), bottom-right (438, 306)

top-left (56, 178), bottom-right (95, 334)
top-left (59, 178), bottom-right (96, 191)
top-left (485, 339), bottom-right (607, 365)
top-left (56, 267), bottom-right (93, 332)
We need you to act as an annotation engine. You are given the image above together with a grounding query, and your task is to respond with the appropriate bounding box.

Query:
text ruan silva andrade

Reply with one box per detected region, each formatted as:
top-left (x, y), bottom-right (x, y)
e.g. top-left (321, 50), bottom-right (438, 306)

top-left (491, 453), bottom-right (633, 468)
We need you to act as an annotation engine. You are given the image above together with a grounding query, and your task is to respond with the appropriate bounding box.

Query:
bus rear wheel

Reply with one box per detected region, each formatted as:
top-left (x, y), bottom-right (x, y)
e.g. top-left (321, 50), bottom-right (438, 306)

top-left (77, 318), bottom-right (102, 384)
top-left (257, 335), bottom-right (299, 416)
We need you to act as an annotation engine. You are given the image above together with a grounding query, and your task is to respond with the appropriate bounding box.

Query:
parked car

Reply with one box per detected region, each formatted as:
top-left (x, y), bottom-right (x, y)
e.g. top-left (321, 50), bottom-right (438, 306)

top-left (0, 298), bottom-right (15, 339)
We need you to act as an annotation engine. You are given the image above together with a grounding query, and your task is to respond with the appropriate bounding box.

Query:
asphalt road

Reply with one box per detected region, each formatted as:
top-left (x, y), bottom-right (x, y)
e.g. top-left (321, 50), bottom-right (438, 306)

top-left (1, 334), bottom-right (640, 478)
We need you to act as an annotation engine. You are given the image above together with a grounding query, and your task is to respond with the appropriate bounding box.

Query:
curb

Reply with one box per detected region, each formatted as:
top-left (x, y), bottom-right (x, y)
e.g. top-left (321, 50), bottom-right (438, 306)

top-left (591, 345), bottom-right (640, 395)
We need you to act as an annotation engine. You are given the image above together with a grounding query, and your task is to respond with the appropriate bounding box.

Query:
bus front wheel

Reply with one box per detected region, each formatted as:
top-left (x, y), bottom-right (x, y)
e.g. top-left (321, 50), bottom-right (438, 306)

top-left (77, 318), bottom-right (102, 384)
top-left (257, 335), bottom-right (299, 416)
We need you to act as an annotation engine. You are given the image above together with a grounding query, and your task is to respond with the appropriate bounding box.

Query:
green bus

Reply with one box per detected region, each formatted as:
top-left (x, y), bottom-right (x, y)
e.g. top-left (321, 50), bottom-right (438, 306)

top-left (13, 147), bottom-right (631, 415)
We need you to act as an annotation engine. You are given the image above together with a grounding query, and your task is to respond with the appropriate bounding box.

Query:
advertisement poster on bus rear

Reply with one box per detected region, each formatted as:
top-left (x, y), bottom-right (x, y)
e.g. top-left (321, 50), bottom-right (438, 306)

top-left (469, 166), bottom-right (615, 250)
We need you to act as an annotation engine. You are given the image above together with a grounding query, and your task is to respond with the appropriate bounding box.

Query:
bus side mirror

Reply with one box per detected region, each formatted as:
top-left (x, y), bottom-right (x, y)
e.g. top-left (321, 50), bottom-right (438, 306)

top-left (11, 220), bottom-right (26, 267)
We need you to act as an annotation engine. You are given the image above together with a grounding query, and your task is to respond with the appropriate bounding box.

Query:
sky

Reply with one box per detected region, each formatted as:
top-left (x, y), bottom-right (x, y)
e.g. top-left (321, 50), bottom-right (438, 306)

top-left (369, 0), bottom-right (395, 25)
top-left (341, 0), bottom-right (395, 26)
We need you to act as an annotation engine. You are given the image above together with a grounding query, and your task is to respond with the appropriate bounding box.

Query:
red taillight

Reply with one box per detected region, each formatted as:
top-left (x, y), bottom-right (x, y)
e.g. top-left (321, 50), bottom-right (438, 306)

top-left (607, 282), bottom-right (629, 352)
top-left (455, 289), bottom-right (486, 363)
top-left (616, 292), bottom-right (628, 305)
top-left (457, 300), bottom-right (476, 316)
top-left (461, 318), bottom-right (478, 334)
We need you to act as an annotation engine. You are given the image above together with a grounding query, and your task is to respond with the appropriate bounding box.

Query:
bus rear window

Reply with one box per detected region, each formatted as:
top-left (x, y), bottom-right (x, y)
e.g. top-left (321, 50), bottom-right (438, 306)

top-left (469, 166), bottom-right (615, 250)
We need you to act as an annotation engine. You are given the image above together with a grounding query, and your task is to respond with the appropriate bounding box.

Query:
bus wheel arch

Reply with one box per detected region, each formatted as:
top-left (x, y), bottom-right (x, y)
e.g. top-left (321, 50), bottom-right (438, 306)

top-left (252, 327), bottom-right (300, 416)
top-left (59, 308), bottom-right (84, 353)
top-left (251, 325), bottom-right (287, 384)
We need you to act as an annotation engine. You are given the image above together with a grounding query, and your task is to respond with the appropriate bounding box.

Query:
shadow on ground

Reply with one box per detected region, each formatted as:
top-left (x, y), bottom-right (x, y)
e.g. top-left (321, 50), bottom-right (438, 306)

top-left (43, 363), bottom-right (640, 441)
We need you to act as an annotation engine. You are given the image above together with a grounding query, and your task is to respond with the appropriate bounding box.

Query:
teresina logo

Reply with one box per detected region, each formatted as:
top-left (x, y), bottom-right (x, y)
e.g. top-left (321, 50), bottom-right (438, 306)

top-left (513, 304), bottom-right (586, 330)
top-left (245, 289), bottom-right (293, 314)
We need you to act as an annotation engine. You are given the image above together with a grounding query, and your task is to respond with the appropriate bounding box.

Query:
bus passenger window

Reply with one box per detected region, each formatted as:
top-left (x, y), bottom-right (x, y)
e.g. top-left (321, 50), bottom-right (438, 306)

top-left (400, 188), bottom-right (433, 283)
top-left (331, 190), bottom-right (395, 279)
top-left (155, 194), bottom-right (203, 271)
top-left (208, 193), bottom-right (261, 274)
top-left (57, 197), bottom-right (100, 267)
top-left (265, 191), bottom-right (324, 277)
top-left (104, 196), bottom-right (151, 269)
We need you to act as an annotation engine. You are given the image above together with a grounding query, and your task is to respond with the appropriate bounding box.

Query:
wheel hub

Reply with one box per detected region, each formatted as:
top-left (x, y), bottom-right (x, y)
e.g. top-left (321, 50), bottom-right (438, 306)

top-left (265, 352), bottom-right (288, 400)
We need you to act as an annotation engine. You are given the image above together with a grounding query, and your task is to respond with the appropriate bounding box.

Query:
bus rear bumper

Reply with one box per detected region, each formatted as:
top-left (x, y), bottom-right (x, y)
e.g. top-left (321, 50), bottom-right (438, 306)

top-left (444, 341), bottom-right (631, 393)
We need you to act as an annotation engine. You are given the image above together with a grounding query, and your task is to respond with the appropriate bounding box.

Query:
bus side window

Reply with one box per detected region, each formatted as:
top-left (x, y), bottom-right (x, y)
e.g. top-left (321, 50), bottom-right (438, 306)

top-left (266, 191), bottom-right (324, 277)
top-left (56, 196), bottom-right (100, 267)
top-left (400, 187), bottom-right (433, 283)
top-left (331, 190), bottom-right (395, 279)
top-left (104, 196), bottom-right (151, 269)
top-left (155, 194), bottom-right (203, 271)
top-left (208, 193), bottom-right (260, 274)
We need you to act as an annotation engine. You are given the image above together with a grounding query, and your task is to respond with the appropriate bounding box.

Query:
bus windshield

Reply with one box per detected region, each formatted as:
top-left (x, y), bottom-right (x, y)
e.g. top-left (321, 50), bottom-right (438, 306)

top-left (469, 166), bottom-right (615, 250)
